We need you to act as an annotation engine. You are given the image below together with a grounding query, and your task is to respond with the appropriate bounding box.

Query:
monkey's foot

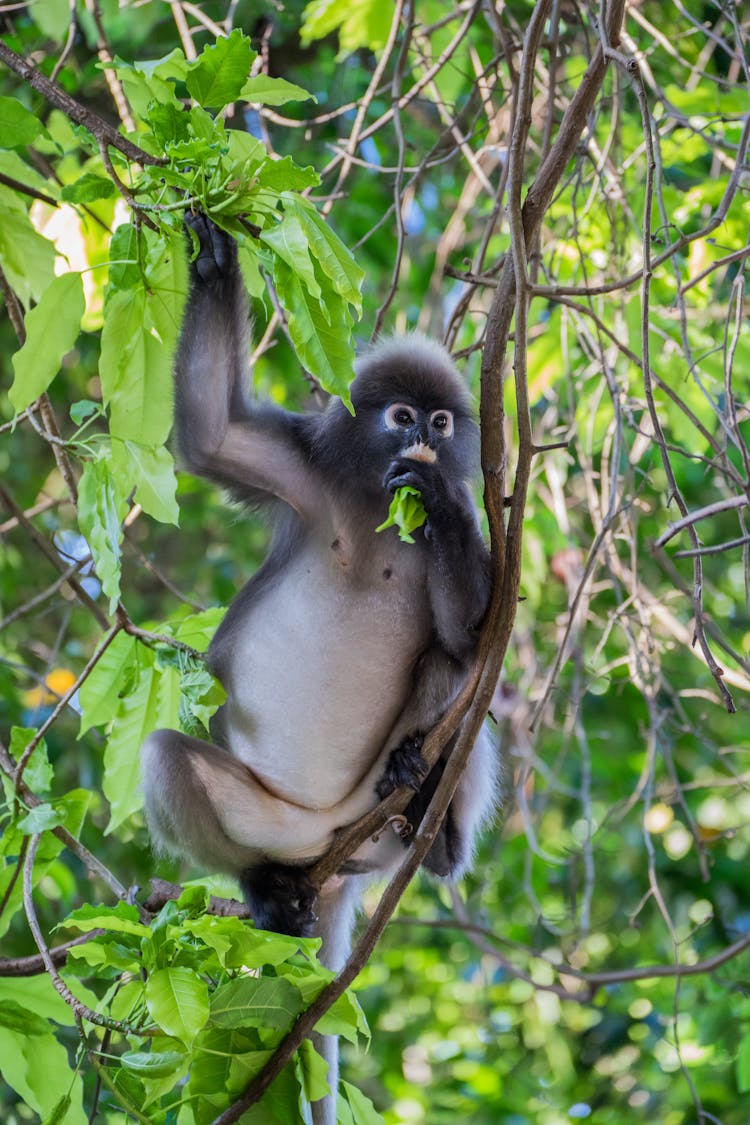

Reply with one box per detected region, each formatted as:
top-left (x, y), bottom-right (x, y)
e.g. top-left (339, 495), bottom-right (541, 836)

top-left (375, 733), bottom-right (429, 799)
top-left (239, 862), bottom-right (318, 938)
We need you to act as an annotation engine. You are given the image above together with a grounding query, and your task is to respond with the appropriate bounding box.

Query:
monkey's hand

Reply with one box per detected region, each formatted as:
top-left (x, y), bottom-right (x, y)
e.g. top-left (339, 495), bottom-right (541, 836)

top-left (375, 733), bottom-right (429, 800)
top-left (185, 212), bottom-right (236, 287)
top-left (383, 459), bottom-right (460, 536)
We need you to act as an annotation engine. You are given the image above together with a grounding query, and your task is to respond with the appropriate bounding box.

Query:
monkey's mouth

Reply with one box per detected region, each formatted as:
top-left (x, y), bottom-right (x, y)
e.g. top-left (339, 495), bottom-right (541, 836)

top-left (402, 441), bottom-right (437, 463)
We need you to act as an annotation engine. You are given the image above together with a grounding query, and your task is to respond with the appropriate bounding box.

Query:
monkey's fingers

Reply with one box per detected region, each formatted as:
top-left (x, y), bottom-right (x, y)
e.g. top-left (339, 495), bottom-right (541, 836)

top-left (374, 733), bottom-right (429, 799)
top-left (185, 212), bottom-right (235, 285)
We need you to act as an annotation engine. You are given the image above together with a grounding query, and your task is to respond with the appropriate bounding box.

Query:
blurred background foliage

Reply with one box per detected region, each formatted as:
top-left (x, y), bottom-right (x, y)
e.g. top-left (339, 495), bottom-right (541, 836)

top-left (1, 0), bottom-right (750, 1122)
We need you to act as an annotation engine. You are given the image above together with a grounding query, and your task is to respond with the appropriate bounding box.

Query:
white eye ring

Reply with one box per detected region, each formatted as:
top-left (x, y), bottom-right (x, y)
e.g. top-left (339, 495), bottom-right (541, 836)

top-left (385, 403), bottom-right (416, 429)
top-left (430, 410), bottom-right (454, 437)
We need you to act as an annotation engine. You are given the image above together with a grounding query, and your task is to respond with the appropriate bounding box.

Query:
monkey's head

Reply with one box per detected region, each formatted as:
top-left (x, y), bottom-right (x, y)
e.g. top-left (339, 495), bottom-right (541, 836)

top-left (315, 333), bottom-right (478, 494)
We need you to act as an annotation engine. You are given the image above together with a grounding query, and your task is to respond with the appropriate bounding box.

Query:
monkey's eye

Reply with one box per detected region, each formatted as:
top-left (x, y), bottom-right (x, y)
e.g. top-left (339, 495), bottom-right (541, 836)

top-left (385, 403), bottom-right (416, 429)
top-left (430, 410), bottom-right (454, 437)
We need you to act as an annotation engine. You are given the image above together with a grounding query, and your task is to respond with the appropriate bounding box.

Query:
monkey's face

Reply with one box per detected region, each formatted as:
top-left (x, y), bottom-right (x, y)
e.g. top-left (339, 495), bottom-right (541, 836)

top-left (382, 402), bottom-right (455, 465)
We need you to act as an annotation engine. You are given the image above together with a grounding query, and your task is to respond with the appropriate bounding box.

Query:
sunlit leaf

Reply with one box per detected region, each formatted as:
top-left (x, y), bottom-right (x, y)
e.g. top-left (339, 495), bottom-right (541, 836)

top-left (77, 457), bottom-right (128, 612)
top-left (375, 486), bottom-right (426, 544)
top-left (239, 74), bottom-right (315, 106)
top-left (185, 30), bottom-right (256, 109)
top-left (0, 96), bottom-right (46, 148)
top-left (145, 967), bottom-right (209, 1045)
top-left (210, 976), bottom-right (304, 1030)
top-left (9, 272), bottom-right (85, 412)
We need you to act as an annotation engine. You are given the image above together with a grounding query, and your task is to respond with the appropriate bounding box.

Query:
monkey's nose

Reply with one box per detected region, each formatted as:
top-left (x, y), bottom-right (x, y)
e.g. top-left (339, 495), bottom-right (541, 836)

top-left (402, 440), bottom-right (437, 464)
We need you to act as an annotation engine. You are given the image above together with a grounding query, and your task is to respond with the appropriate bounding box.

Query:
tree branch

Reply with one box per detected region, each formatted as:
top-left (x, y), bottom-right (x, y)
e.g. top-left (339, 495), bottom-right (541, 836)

top-left (0, 40), bottom-right (161, 167)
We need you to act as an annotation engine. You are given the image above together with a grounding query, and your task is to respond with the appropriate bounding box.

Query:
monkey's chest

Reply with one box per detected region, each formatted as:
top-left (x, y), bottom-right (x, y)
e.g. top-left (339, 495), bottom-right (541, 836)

top-left (218, 547), bottom-right (430, 808)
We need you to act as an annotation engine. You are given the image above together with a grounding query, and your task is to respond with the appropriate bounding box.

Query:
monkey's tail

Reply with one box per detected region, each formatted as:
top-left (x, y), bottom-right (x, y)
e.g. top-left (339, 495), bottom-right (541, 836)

top-left (310, 876), bottom-right (366, 1125)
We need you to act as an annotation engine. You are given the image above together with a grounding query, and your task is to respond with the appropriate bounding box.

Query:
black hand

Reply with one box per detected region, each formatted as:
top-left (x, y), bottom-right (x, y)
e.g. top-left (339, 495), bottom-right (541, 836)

top-left (383, 459), bottom-right (442, 512)
top-left (376, 733), bottom-right (430, 800)
top-left (185, 213), bottom-right (236, 287)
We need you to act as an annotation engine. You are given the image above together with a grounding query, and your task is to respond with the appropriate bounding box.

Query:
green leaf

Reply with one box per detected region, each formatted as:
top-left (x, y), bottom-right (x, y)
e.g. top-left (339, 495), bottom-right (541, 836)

top-left (146, 100), bottom-right (192, 148)
top-left (256, 155), bottom-right (320, 193)
top-left (121, 1050), bottom-right (188, 1078)
top-left (0, 1028), bottom-right (86, 1125)
top-left (271, 255), bottom-right (355, 405)
top-left (375, 486), bottom-right (427, 544)
top-left (236, 241), bottom-right (266, 299)
top-left (145, 967), bottom-right (209, 1045)
top-left (110, 979), bottom-right (146, 1022)
top-left (262, 214), bottom-right (322, 300)
top-left (70, 400), bottom-right (101, 425)
top-left (17, 803), bottom-right (64, 834)
top-left (186, 1027), bottom-right (271, 1103)
top-left (300, 0), bottom-right (393, 56)
top-left (210, 975), bottom-right (304, 1030)
top-left (0, 186), bottom-right (55, 308)
top-left (29, 0), bottom-right (70, 41)
top-left (315, 989), bottom-right (368, 1044)
top-left (102, 658), bottom-right (159, 832)
top-left (63, 901), bottom-right (150, 938)
top-left (65, 939), bottom-right (141, 972)
top-left (61, 173), bottom-right (118, 203)
top-left (342, 1080), bottom-right (386, 1124)
top-left (111, 439), bottom-right (179, 525)
top-left (298, 1038), bottom-right (331, 1103)
top-left (100, 229), bottom-right (187, 445)
top-left (185, 30), bottom-right (257, 109)
top-left (0, 1000), bottom-right (51, 1037)
top-left (77, 456), bottom-right (128, 612)
top-left (108, 223), bottom-right (141, 290)
top-left (173, 608), bottom-right (226, 649)
top-left (41, 1095), bottom-right (72, 1125)
top-left (239, 74), bottom-right (315, 106)
top-left (0, 96), bottom-right (45, 148)
top-left (9, 273), bottom-right (84, 412)
top-left (78, 631), bottom-right (137, 735)
top-left (284, 197), bottom-right (364, 313)
top-left (738, 1032), bottom-right (750, 1092)
top-left (0, 150), bottom-right (60, 201)
top-left (10, 728), bottom-right (53, 793)
top-left (108, 50), bottom-right (187, 116)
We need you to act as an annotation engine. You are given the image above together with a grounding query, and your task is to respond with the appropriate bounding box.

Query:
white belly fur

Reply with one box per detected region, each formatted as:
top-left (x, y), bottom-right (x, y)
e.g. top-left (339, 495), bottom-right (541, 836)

top-left (219, 544), bottom-right (428, 810)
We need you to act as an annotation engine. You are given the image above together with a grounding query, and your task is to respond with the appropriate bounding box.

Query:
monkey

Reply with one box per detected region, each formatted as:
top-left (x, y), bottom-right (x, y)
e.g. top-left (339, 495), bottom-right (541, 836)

top-left (141, 214), bottom-right (499, 1125)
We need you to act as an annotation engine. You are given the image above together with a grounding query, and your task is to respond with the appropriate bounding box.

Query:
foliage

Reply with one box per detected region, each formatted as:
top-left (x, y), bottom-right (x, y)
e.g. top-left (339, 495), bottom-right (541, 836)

top-left (1, 1), bottom-right (750, 1124)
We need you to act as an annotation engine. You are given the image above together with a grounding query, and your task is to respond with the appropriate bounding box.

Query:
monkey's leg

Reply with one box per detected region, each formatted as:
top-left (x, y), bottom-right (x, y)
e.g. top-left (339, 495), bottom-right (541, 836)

top-left (142, 730), bottom-right (367, 935)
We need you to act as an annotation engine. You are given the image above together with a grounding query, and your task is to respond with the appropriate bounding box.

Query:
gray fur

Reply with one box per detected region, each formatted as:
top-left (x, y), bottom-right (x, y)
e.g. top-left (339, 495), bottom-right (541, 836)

top-left (141, 218), bottom-right (499, 1124)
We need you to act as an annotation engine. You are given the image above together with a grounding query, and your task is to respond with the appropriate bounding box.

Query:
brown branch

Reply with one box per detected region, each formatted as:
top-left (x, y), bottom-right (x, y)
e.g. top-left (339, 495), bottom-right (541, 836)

top-left (141, 878), bottom-right (249, 916)
top-left (0, 483), bottom-right (110, 629)
top-left (0, 931), bottom-right (106, 977)
top-left (14, 623), bottom-right (123, 787)
top-left (83, 0), bottom-right (136, 132)
top-left (0, 171), bottom-right (57, 206)
top-left (0, 740), bottom-right (146, 915)
top-left (213, 686), bottom-right (492, 1125)
top-left (654, 495), bottom-right (750, 549)
top-left (23, 835), bottom-right (138, 1032)
top-left (0, 40), bottom-right (161, 167)
top-left (307, 0), bottom-right (628, 911)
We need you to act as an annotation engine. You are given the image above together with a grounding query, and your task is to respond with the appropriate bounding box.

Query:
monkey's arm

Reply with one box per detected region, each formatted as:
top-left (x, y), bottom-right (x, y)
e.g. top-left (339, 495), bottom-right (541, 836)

top-left (175, 215), bottom-right (320, 516)
top-left (375, 463), bottom-right (495, 872)
top-left (385, 461), bottom-right (491, 660)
